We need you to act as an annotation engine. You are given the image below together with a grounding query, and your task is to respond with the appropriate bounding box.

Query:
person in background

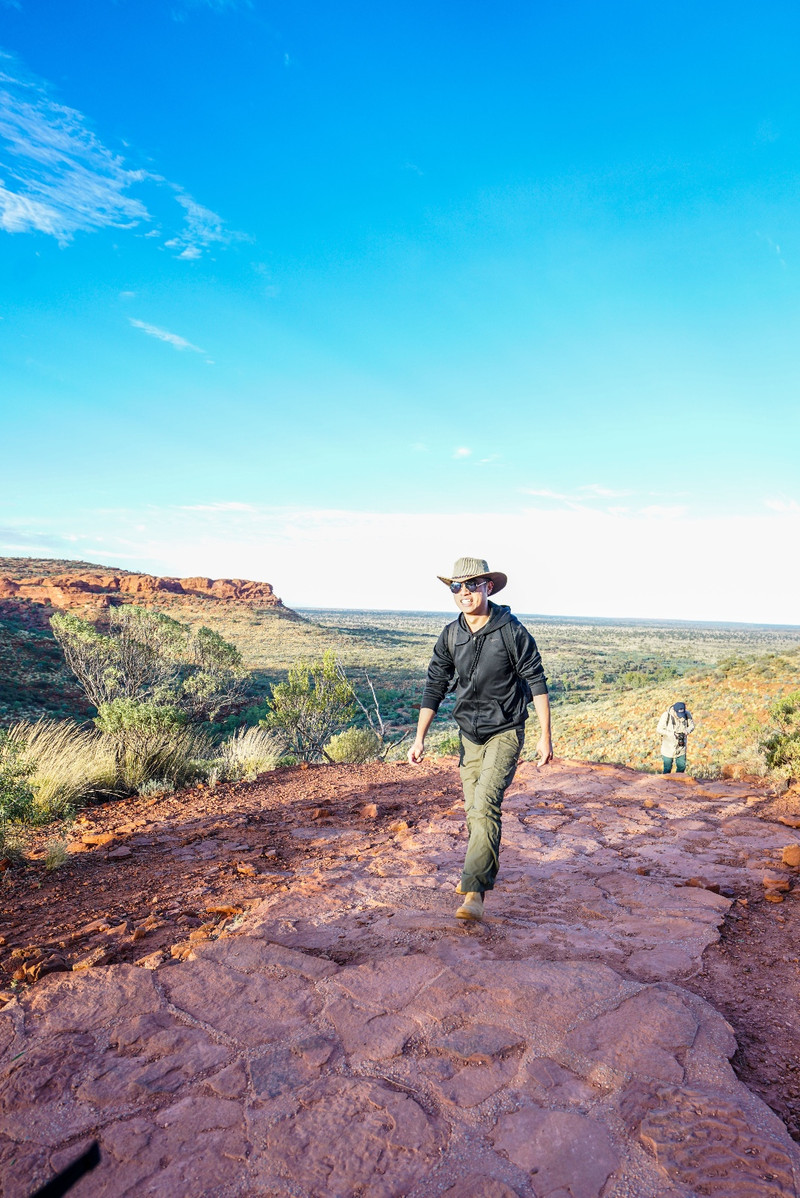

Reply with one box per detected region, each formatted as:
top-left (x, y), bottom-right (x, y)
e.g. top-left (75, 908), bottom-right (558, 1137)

top-left (408, 556), bottom-right (552, 922)
top-left (657, 701), bottom-right (695, 774)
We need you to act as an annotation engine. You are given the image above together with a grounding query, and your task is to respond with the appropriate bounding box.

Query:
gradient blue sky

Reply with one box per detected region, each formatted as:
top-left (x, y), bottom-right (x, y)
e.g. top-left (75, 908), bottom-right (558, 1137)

top-left (2, 0), bottom-right (799, 619)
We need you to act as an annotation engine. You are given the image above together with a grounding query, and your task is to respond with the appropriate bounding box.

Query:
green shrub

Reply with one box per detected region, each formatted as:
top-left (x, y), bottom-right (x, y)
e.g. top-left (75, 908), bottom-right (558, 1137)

top-left (263, 651), bottom-right (355, 762)
top-left (763, 691), bottom-right (800, 778)
top-left (430, 732), bottom-right (460, 757)
top-left (324, 726), bottom-right (382, 764)
top-left (95, 699), bottom-right (210, 792)
top-left (220, 726), bottom-right (282, 781)
top-left (0, 729), bottom-right (35, 820)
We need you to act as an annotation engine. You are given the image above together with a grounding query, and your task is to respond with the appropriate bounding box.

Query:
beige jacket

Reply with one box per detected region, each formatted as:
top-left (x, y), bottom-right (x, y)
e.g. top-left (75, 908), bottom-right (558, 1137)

top-left (657, 707), bottom-right (695, 757)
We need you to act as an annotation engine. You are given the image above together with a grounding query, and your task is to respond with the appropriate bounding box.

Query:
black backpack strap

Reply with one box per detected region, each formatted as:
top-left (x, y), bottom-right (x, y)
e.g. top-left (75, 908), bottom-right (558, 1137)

top-left (499, 620), bottom-right (519, 672)
top-left (447, 619), bottom-right (458, 660)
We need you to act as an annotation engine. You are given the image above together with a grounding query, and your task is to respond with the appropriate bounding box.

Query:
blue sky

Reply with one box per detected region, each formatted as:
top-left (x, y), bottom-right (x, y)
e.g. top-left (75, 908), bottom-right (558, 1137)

top-left (1, 0), bottom-right (799, 619)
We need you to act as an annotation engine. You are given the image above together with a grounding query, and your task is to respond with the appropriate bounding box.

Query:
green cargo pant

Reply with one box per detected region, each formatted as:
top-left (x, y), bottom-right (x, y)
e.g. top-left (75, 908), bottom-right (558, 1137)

top-left (459, 727), bottom-right (525, 894)
top-left (662, 755), bottom-right (687, 774)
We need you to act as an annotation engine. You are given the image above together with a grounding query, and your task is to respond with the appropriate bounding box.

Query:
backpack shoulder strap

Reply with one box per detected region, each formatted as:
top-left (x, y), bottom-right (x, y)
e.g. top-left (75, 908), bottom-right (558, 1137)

top-left (447, 619), bottom-right (458, 660)
top-left (499, 621), bottom-right (520, 672)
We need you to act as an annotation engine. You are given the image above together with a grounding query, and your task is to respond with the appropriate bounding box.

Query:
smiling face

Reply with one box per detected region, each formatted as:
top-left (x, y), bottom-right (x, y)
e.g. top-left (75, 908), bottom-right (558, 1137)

top-left (452, 578), bottom-right (493, 618)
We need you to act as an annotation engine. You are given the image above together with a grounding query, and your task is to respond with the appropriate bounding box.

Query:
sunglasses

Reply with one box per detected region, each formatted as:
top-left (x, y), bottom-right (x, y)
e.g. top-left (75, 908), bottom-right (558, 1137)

top-left (449, 578), bottom-right (487, 594)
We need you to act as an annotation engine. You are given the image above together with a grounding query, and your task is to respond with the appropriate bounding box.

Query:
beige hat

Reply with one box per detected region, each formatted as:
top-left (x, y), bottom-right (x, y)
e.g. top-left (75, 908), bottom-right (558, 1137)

top-left (437, 556), bottom-right (507, 594)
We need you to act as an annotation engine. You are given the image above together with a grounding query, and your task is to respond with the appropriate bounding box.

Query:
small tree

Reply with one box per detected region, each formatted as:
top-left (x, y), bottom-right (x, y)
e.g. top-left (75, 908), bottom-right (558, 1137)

top-left (763, 691), bottom-right (800, 778)
top-left (339, 666), bottom-right (412, 760)
top-left (262, 652), bottom-right (355, 762)
top-left (51, 606), bottom-right (245, 719)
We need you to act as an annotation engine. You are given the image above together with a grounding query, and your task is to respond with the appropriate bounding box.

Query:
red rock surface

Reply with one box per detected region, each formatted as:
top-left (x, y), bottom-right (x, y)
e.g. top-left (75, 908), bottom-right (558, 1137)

top-left (0, 571), bottom-right (284, 615)
top-left (2, 760), bottom-right (799, 1197)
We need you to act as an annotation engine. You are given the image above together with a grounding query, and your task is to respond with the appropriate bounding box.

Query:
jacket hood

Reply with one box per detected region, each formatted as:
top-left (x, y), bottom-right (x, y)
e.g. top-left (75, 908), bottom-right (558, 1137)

top-left (459, 602), bottom-right (512, 637)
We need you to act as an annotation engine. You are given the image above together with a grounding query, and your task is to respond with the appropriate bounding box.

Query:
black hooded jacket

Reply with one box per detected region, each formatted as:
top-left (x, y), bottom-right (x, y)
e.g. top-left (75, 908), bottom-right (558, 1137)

top-left (421, 603), bottom-right (548, 745)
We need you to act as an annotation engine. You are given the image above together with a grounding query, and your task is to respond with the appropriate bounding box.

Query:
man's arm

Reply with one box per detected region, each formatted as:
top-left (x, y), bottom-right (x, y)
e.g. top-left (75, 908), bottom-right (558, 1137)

top-left (408, 707), bottom-right (436, 764)
top-left (532, 692), bottom-right (553, 766)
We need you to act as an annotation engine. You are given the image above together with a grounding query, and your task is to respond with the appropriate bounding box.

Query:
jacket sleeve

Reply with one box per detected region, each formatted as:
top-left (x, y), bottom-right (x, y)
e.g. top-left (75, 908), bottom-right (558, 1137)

top-left (420, 626), bottom-right (456, 713)
top-left (657, 711), bottom-right (669, 735)
top-left (514, 622), bottom-right (549, 697)
top-left (686, 716), bottom-right (695, 733)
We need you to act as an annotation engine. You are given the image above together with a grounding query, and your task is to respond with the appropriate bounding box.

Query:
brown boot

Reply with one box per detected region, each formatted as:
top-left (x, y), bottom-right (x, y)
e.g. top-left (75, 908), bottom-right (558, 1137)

top-left (455, 892), bottom-right (484, 921)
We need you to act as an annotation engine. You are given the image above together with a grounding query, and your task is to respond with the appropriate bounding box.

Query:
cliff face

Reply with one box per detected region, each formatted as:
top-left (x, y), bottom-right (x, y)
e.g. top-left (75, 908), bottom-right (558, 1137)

top-left (0, 571), bottom-right (284, 614)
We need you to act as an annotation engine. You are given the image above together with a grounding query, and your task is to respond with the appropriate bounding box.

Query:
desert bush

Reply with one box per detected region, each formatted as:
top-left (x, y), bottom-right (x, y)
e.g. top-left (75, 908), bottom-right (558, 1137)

top-left (220, 726), bottom-right (282, 781)
top-left (0, 811), bottom-right (26, 864)
top-left (431, 732), bottom-right (461, 757)
top-left (263, 651), bottom-right (355, 762)
top-left (95, 699), bottom-right (210, 792)
top-left (137, 778), bottom-right (176, 797)
top-left (324, 726), bottom-right (382, 764)
top-left (5, 720), bottom-right (117, 823)
top-left (51, 606), bottom-right (245, 721)
top-left (0, 729), bottom-right (35, 820)
top-left (763, 691), bottom-right (800, 778)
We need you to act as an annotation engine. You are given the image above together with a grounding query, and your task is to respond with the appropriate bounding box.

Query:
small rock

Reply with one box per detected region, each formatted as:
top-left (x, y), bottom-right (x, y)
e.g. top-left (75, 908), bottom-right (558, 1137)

top-left (777, 815), bottom-right (800, 829)
top-left (781, 845), bottom-right (800, 868)
top-left (73, 946), bottom-right (113, 971)
top-left (206, 904), bottom-right (242, 918)
top-left (135, 950), bottom-right (166, 970)
top-left (765, 890), bottom-right (785, 903)
top-left (635, 867), bottom-right (650, 875)
top-left (643, 799), bottom-right (656, 809)
top-left (360, 803), bottom-right (379, 819)
top-left (170, 940), bottom-right (193, 960)
top-left (389, 820), bottom-right (409, 834)
top-left (81, 833), bottom-right (114, 847)
top-left (310, 808), bottom-right (326, 821)
top-left (189, 923), bottom-right (216, 942)
top-left (762, 871), bottom-right (791, 892)
top-left (107, 846), bottom-right (132, 860)
top-left (236, 862), bottom-right (257, 877)
top-left (66, 841), bottom-right (90, 854)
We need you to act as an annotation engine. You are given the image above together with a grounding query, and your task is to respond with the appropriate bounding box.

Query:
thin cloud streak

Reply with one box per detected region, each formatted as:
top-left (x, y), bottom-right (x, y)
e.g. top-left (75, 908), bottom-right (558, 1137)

top-left (129, 318), bottom-right (206, 353)
top-left (0, 51), bottom-right (239, 256)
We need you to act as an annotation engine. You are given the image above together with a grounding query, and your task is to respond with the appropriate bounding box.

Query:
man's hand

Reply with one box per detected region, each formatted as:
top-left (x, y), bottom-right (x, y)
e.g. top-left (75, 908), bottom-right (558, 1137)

top-left (408, 739), bottom-right (425, 765)
top-left (535, 734), bottom-right (553, 767)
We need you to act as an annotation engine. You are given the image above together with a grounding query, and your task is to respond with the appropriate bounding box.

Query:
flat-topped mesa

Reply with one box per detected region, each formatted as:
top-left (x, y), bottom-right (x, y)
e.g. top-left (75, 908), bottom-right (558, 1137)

top-left (0, 571), bottom-right (283, 612)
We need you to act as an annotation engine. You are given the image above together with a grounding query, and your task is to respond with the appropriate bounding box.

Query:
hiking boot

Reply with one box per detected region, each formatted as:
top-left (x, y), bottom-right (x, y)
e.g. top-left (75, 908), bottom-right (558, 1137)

top-left (455, 891), bottom-right (484, 921)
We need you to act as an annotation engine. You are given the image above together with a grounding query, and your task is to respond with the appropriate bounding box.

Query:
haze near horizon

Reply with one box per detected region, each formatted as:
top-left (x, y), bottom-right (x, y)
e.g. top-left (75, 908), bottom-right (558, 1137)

top-left (2, 1), bottom-right (799, 621)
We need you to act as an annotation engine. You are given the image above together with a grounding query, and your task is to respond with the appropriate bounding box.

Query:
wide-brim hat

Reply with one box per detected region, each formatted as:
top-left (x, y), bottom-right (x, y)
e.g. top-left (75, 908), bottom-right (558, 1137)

top-left (437, 556), bottom-right (507, 594)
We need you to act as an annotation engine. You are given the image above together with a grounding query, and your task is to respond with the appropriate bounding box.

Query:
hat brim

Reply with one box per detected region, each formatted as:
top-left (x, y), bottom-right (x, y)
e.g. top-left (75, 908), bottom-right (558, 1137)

top-left (437, 571), bottom-right (507, 594)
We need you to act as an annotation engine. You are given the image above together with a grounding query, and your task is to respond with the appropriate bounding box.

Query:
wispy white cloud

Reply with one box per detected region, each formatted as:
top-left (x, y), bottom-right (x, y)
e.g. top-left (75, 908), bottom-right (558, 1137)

top-left (0, 51), bottom-right (241, 257)
top-left (578, 483), bottom-right (630, 498)
top-left (180, 501), bottom-right (255, 512)
top-left (129, 318), bottom-right (206, 353)
top-left (764, 496), bottom-right (800, 513)
top-left (478, 454), bottom-right (500, 465)
top-left (453, 447), bottom-right (472, 459)
top-left (0, 54), bottom-right (149, 244)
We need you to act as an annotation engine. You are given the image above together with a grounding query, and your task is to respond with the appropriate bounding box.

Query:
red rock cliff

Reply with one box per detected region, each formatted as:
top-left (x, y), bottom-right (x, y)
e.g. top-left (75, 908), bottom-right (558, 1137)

top-left (0, 571), bottom-right (284, 613)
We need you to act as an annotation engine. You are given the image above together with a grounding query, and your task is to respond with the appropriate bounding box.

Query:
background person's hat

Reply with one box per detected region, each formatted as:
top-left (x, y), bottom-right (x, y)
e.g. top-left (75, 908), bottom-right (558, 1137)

top-left (437, 556), bottom-right (507, 594)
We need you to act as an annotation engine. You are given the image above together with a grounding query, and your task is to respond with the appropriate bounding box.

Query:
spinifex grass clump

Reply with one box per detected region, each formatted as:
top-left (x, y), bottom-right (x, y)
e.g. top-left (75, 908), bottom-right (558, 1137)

top-left (220, 725), bottom-right (282, 781)
top-left (4, 720), bottom-right (117, 823)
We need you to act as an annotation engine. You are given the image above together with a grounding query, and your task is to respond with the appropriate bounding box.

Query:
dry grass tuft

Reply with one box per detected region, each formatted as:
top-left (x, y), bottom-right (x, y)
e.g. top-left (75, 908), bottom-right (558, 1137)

top-left (220, 726), bottom-right (282, 781)
top-left (7, 720), bottom-right (117, 822)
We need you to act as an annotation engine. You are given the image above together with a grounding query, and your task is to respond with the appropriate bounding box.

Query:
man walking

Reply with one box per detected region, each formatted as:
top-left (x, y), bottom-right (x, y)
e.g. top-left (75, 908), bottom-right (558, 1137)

top-left (408, 557), bottom-right (552, 921)
top-left (657, 701), bottom-right (695, 774)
